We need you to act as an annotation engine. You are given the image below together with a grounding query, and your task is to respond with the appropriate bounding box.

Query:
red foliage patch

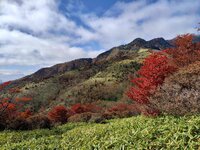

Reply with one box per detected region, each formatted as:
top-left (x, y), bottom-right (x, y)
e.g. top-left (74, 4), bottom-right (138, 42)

top-left (15, 97), bottom-right (32, 102)
top-left (71, 103), bottom-right (102, 114)
top-left (127, 52), bottom-right (176, 104)
top-left (0, 81), bottom-right (11, 90)
top-left (0, 102), bottom-right (17, 120)
top-left (48, 105), bottom-right (71, 123)
top-left (0, 81), bottom-right (33, 125)
top-left (19, 109), bottom-right (32, 119)
top-left (127, 34), bottom-right (200, 116)
top-left (9, 88), bottom-right (21, 93)
top-left (108, 103), bottom-right (133, 112)
top-left (165, 34), bottom-right (200, 67)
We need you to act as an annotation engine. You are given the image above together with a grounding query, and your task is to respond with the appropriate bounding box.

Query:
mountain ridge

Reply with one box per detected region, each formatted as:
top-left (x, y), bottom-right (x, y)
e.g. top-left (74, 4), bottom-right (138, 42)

top-left (21, 37), bottom-right (171, 82)
top-left (3, 36), bottom-right (199, 111)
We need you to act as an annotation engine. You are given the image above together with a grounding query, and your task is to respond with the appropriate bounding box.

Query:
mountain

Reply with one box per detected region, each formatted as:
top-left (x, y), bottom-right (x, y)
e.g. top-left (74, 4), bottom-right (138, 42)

top-left (1, 37), bottom-right (173, 111)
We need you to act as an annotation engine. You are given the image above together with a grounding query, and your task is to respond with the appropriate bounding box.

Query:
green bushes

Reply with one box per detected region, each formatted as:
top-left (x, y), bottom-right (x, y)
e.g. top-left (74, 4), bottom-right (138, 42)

top-left (0, 116), bottom-right (199, 149)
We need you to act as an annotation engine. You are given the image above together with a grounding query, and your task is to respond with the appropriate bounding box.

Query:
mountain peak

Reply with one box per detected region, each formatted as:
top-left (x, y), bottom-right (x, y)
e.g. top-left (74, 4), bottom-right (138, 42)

top-left (148, 37), bottom-right (166, 43)
top-left (147, 37), bottom-right (172, 49)
top-left (129, 38), bottom-right (146, 47)
top-left (123, 37), bottom-right (172, 50)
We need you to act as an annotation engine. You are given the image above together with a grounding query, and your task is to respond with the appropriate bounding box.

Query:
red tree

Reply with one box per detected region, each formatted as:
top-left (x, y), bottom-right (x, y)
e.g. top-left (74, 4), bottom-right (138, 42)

top-left (127, 52), bottom-right (177, 104)
top-left (127, 34), bottom-right (200, 116)
top-left (70, 103), bottom-right (87, 114)
top-left (48, 105), bottom-right (71, 123)
top-left (0, 102), bottom-right (17, 121)
top-left (0, 81), bottom-right (32, 124)
top-left (165, 34), bottom-right (200, 67)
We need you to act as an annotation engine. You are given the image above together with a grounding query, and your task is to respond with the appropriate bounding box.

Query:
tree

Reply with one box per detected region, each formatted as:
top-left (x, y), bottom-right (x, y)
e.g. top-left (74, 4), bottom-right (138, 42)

top-left (0, 81), bottom-right (32, 125)
top-left (165, 34), bottom-right (200, 67)
top-left (48, 105), bottom-right (70, 124)
top-left (127, 52), bottom-right (176, 104)
top-left (127, 34), bottom-right (200, 115)
top-left (149, 61), bottom-right (200, 115)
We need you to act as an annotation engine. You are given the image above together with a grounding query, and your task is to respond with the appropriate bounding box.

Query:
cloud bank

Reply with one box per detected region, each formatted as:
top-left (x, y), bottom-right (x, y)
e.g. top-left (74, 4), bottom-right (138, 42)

top-left (0, 0), bottom-right (199, 81)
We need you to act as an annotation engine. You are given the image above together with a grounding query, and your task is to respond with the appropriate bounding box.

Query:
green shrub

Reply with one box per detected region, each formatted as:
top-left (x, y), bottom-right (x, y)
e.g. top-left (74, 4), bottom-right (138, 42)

top-left (0, 116), bottom-right (200, 149)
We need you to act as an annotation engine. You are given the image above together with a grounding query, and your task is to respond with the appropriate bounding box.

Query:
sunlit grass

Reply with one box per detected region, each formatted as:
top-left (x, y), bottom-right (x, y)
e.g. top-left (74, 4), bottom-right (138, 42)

top-left (0, 115), bottom-right (200, 149)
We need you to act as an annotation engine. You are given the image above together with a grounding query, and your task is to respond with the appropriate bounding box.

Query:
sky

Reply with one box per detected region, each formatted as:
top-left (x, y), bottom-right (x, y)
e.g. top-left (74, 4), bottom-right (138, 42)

top-left (0, 0), bottom-right (200, 82)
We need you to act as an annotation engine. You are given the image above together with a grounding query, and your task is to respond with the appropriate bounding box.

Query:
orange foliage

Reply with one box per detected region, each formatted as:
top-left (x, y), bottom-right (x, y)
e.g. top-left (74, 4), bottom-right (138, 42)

top-left (71, 103), bottom-right (102, 114)
top-left (127, 52), bottom-right (176, 104)
top-left (48, 105), bottom-right (70, 123)
top-left (15, 97), bottom-right (32, 102)
top-left (9, 88), bottom-right (21, 93)
top-left (127, 34), bottom-right (200, 116)
top-left (0, 102), bottom-right (17, 120)
top-left (165, 34), bottom-right (200, 67)
top-left (0, 81), bottom-right (33, 125)
top-left (20, 109), bottom-right (32, 119)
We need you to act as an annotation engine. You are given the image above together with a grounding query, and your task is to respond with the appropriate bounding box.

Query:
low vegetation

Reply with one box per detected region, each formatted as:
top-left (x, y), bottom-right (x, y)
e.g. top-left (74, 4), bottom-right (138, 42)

top-left (0, 116), bottom-right (199, 149)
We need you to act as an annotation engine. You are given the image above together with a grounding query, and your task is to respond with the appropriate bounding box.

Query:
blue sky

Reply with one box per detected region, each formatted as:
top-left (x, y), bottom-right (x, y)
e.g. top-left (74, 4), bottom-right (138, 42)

top-left (0, 0), bottom-right (200, 82)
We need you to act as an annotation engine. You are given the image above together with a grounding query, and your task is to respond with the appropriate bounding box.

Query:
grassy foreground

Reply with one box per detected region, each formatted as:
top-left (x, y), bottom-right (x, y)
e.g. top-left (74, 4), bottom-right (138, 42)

top-left (1, 116), bottom-right (200, 150)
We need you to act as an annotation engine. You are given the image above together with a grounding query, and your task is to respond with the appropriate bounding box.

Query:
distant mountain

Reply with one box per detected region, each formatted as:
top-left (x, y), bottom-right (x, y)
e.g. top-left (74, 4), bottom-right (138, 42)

top-left (1, 37), bottom-right (173, 111)
top-left (193, 35), bottom-right (200, 42)
top-left (26, 58), bottom-right (93, 81)
top-left (121, 37), bottom-right (172, 50)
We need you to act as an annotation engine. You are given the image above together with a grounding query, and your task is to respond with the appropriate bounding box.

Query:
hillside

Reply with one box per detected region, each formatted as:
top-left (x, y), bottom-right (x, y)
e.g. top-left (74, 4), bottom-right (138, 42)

top-left (1, 37), bottom-right (173, 111)
top-left (0, 115), bottom-right (199, 149)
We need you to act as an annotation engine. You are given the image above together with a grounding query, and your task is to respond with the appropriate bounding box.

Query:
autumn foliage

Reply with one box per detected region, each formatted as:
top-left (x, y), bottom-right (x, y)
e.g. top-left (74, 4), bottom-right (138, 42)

top-left (19, 109), bottom-right (32, 119)
top-left (48, 105), bottom-right (71, 123)
top-left (165, 34), bottom-right (200, 67)
top-left (71, 103), bottom-right (102, 114)
top-left (0, 81), bottom-right (33, 130)
top-left (127, 52), bottom-right (176, 104)
top-left (149, 61), bottom-right (200, 115)
top-left (104, 103), bottom-right (140, 119)
top-left (127, 34), bottom-right (200, 115)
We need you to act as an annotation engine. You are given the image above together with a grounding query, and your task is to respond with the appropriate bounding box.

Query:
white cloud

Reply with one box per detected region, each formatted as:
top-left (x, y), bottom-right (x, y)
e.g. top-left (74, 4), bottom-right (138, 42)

top-left (0, 0), bottom-right (102, 67)
top-left (0, 29), bottom-right (92, 65)
top-left (79, 0), bottom-right (200, 48)
top-left (0, 0), bottom-right (199, 81)
top-left (0, 68), bottom-right (24, 82)
top-left (0, 0), bottom-right (76, 34)
top-left (0, 69), bottom-right (22, 76)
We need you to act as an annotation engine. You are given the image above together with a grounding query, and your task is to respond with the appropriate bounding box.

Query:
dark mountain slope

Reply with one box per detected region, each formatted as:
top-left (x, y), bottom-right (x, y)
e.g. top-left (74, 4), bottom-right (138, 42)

top-left (26, 58), bottom-right (93, 81)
